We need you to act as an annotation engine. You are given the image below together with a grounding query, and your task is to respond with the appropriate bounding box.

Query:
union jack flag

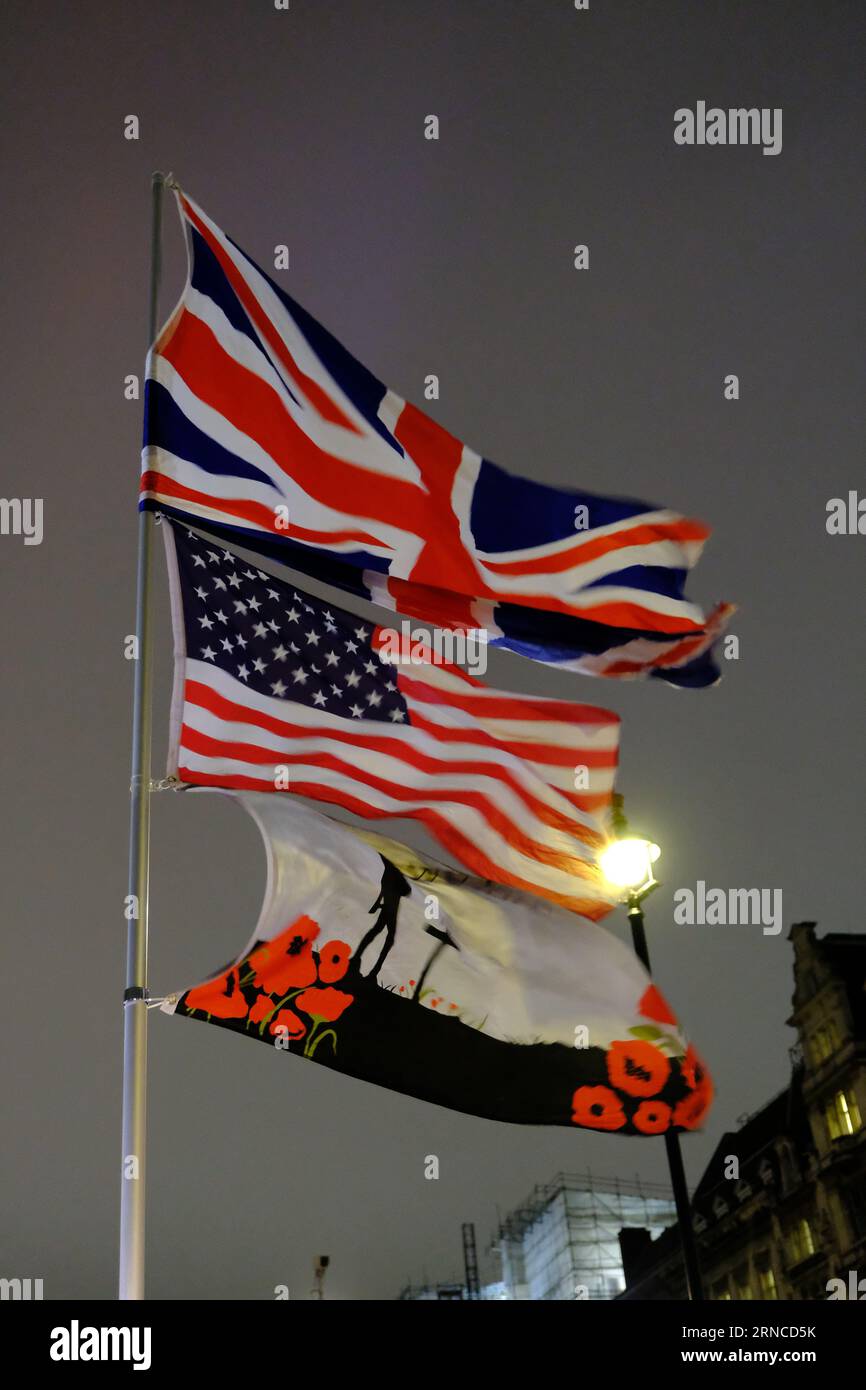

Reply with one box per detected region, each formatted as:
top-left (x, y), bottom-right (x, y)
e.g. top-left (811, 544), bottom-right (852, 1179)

top-left (142, 187), bottom-right (732, 685)
top-left (162, 520), bottom-right (621, 919)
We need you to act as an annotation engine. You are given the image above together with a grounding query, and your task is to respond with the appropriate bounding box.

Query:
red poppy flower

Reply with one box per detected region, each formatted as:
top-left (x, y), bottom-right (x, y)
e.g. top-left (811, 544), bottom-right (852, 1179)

top-left (680, 1044), bottom-right (707, 1091)
top-left (674, 1073), bottom-right (714, 1131)
top-left (186, 969), bottom-right (249, 1020)
top-left (571, 1085), bottom-right (627, 1131)
top-left (607, 1040), bottom-right (670, 1097)
top-left (295, 986), bottom-right (354, 1022)
top-left (249, 915), bottom-right (320, 994)
top-left (249, 994), bottom-right (276, 1025)
top-left (638, 984), bottom-right (678, 1026)
top-left (268, 1008), bottom-right (306, 1040)
top-left (317, 940), bottom-right (351, 984)
top-left (633, 1100), bottom-right (672, 1135)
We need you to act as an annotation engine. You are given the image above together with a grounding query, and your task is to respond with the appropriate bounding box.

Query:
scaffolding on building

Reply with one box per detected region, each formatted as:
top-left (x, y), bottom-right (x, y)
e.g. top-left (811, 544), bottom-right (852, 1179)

top-left (490, 1170), bottom-right (677, 1300)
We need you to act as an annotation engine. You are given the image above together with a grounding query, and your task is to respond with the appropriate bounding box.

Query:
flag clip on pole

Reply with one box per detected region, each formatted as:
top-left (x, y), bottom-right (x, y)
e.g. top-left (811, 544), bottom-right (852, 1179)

top-left (119, 172), bottom-right (166, 1301)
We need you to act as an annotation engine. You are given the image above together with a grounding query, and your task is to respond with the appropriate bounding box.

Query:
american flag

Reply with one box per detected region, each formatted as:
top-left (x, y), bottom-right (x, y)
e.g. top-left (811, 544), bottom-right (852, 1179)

top-left (162, 520), bottom-right (621, 919)
top-left (142, 186), bottom-right (732, 686)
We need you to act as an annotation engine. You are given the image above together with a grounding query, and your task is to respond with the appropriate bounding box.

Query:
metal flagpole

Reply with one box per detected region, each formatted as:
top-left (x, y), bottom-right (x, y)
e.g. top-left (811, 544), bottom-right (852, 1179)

top-left (119, 171), bottom-right (166, 1300)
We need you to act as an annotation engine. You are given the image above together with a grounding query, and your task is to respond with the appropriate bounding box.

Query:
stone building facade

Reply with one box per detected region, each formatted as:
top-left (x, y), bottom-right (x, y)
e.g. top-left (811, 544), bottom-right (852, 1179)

top-left (619, 923), bottom-right (866, 1300)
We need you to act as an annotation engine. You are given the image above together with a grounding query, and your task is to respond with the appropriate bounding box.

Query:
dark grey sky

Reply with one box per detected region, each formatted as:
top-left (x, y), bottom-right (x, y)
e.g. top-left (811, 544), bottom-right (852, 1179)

top-left (2, 0), bottom-right (863, 1299)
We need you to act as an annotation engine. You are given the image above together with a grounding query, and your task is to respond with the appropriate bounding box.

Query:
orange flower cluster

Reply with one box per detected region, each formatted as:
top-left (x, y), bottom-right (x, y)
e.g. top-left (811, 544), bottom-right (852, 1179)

top-left (184, 915), bottom-right (355, 1046)
top-left (571, 1039), bottom-right (713, 1134)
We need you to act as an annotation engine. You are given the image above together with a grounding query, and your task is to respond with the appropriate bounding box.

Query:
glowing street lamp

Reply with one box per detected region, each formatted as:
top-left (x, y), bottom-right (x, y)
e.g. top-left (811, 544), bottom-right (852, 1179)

top-left (601, 797), bottom-right (704, 1302)
top-left (600, 835), bottom-right (661, 902)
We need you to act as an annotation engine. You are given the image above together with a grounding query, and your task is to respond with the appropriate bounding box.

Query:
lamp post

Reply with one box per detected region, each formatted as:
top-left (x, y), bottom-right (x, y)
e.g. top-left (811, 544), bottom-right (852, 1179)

top-left (599, 798), bottom-right (705, 1302)
top-left (312, 1255), bottom-right (330, 1300)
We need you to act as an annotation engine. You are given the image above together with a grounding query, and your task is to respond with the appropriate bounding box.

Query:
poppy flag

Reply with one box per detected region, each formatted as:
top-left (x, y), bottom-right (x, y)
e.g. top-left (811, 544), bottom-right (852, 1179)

top-left (161, 794), bottom-right (714, 1134)
top-left (161, 518), bottom-right (621, 919)
top-left (141, 185), bottom-right (733, 686)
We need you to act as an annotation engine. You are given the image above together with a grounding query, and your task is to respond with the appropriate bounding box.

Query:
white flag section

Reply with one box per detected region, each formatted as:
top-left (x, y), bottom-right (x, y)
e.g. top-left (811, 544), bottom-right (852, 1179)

top-left (163, 794), bottom-right (714, 1133)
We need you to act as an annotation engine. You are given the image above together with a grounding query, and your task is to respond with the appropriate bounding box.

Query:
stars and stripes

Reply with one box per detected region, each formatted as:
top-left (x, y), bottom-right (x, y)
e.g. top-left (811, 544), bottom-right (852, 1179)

top-left (163, 520), bottom-right (621, 919)
top-left (141, 186), bottom-right (731, 686)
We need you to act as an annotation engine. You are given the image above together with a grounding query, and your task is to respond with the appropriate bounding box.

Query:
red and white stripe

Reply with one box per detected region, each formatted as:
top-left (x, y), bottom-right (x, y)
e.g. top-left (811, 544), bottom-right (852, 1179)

top-left (372, 629), bottom-right (619, 814)
top-left (169, 655), bottom-right (619, 920)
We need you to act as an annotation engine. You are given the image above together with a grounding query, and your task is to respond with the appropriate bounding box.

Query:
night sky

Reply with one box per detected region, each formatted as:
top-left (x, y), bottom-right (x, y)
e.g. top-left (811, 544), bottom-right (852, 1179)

top-left (2, 0), bottom-right (864, 1299)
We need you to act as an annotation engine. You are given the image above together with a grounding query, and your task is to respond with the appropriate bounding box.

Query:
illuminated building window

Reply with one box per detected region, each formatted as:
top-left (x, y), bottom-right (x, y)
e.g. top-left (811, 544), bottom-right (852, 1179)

top-left (757, 1263), bottom-right (777, 1299)
top-left (787, 1219), bottom-right (815, 1265)
top-left (825, 1090), bottom-right (863, 1140)
top-left (811, 1022), bottom-right (839, 1066)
